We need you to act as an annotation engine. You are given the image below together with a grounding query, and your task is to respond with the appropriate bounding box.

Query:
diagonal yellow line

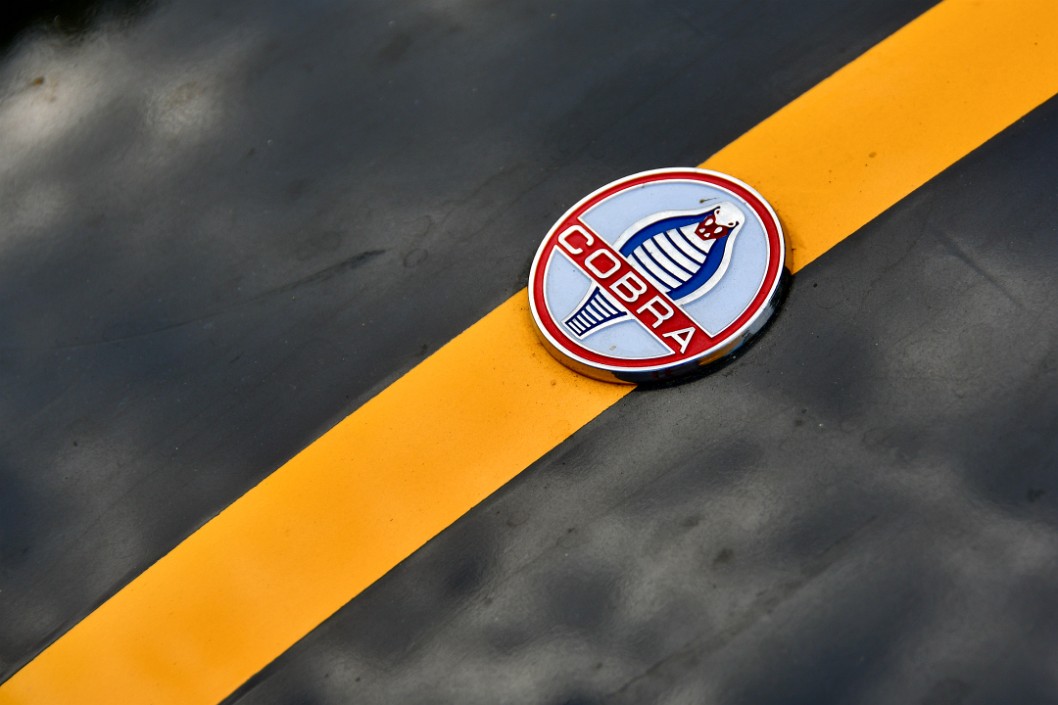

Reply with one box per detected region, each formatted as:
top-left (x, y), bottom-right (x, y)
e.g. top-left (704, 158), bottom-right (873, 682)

top-left (3, 1), bottom-right (1058, 703)
top-left (704, 0), bottom-right (1058, 270)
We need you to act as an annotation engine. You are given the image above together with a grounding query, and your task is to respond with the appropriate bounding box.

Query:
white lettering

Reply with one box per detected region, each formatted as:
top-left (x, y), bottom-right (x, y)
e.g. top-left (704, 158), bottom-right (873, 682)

top-left (557, 226), bottom-right (593, 255)
top-left (636, 295), bottom-right (675, 329)
top-left (609, 271), bottom-right (648, 303)
top-left (662, 327), bottom-right (696, 353)
top-left (584, 249), bottom-right (621, 279)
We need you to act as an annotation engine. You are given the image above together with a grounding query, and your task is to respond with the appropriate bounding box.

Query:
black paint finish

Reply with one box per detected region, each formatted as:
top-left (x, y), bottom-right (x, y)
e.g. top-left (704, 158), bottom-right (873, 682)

top-left (229, 97), bottom-right (1058, 705)
top-left (20, 1), bottom-right (1058, 703)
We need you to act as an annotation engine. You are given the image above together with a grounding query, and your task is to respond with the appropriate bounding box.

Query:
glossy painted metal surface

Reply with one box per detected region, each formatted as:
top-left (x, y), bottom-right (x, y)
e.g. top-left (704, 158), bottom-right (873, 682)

top-left (2, 0), bottom-right (1058, 703)
top-left (233, 102), bottom-right (1058, 705)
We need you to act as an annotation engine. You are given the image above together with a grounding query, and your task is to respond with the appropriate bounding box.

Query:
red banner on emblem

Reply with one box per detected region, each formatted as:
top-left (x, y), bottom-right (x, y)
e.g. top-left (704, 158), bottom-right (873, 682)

top-left (554, 221), bottom-right (714, 357)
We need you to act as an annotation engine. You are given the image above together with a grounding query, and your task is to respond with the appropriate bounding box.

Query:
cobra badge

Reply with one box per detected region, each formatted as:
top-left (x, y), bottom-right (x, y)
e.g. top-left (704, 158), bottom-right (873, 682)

top-left (529, 168), bottom-right (787, 383)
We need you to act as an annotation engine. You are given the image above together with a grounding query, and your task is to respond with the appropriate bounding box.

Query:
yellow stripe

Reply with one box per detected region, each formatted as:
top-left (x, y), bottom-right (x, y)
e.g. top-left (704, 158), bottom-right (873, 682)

top-left (704, 0), bottom-right (1058, 270)
top-left (2, 299), bottom-right (628, 704)
top-left (3, 1), bottom-right (1057, 703)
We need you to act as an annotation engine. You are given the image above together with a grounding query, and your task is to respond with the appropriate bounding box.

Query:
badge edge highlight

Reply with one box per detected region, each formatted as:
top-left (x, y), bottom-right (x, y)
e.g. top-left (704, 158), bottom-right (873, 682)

top-left (528, 167), bottom-right (788, 384)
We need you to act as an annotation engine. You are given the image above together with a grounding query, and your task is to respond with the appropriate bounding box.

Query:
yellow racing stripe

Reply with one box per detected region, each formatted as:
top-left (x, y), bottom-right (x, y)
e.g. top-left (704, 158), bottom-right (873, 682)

top-left (3, 1), bottom-right (1058, 702)
top-left (705, 0), bottom-right (1058, 269)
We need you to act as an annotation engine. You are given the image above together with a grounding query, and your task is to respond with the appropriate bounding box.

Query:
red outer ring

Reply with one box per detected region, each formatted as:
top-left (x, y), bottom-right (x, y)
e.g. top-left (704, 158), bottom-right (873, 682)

top-left (530, 169), bottom-right (783, 370)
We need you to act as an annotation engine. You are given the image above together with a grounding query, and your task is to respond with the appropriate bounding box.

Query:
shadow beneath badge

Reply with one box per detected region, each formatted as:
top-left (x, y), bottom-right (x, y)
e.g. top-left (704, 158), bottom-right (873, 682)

top-left (631, 267), bottom-right (794, 390)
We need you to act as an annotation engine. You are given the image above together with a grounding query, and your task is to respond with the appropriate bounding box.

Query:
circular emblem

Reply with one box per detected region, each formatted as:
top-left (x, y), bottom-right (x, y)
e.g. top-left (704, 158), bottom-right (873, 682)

top-left (529, 168), bottom-right (787, 383)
